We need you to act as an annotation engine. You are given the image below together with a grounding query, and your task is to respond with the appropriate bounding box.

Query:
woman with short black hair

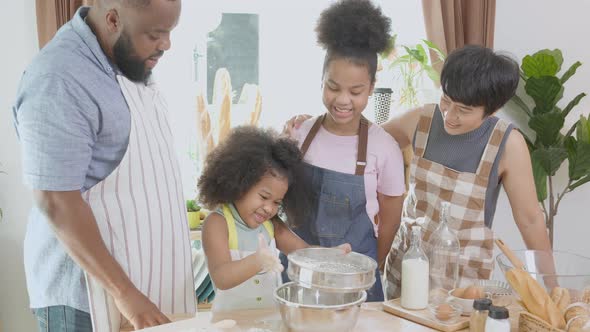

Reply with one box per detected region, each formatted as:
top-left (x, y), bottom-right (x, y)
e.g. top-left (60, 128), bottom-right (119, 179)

top-left (381, 45), bottom-right (551, 299)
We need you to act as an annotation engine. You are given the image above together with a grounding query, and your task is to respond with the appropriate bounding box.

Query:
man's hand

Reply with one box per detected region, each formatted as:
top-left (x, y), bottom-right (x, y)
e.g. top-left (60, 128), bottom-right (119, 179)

top-left (115, 287), bottom-right (171, 330)
top-left (282, 114), bottom-right (313, 136)
top-left (34, 190), bottom-right (169, 330)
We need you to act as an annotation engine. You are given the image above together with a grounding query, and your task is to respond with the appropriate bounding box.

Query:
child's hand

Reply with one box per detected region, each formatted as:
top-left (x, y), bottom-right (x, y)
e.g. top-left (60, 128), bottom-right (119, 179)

top-left (255, 233), bottom-right (284, 273)
top-left (334, 243), bottom-right (352, 254)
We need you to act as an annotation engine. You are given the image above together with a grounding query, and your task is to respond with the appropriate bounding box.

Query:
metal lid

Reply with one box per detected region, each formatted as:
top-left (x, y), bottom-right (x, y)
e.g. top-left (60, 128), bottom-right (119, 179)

top-left (473, 298), bottom-right (492, 310)
top-left (287, 247), bottom-right (377, 292)
top-left (488, 305), bottom-right (509, 319)
top-left (374, 87), bottom-right (393, 93)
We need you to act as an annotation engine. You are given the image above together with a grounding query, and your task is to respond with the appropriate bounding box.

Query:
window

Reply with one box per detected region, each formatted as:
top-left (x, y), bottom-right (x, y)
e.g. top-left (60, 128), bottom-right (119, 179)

top-left (206, 13), bottom-right (259, 105)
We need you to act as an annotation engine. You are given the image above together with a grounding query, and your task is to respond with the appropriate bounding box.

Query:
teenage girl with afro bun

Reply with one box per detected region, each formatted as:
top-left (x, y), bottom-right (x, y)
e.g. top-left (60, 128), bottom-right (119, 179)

top-left (281, 0), bottom-right (405, 302)
top-left (198, 126), bottom-right (350, 312)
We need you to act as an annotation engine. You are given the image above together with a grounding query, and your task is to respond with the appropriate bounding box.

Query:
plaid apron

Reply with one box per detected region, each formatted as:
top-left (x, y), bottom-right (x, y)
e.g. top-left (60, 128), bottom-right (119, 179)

top-left (384, 104), bottom-right (509, 299)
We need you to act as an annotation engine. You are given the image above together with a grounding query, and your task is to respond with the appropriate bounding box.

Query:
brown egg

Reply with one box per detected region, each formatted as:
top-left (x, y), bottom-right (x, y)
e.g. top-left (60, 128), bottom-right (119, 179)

top-left (461, 285), bottom-right (485, 299)
top-left (436, 303), bottom-right (454, 321)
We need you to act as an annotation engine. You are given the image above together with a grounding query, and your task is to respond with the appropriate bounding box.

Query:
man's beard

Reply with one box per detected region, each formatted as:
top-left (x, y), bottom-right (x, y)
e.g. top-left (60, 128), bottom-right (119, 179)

top-left (113, 31), bottom-right (153, 83)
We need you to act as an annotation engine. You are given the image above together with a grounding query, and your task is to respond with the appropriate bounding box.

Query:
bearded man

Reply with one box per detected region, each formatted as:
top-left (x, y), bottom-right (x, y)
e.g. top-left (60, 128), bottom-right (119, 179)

top-left (12, 1), bottom-right (196, 331)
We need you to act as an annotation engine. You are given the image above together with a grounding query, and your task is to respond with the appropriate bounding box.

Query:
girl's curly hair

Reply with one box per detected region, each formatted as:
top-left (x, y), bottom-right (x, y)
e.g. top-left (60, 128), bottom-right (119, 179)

top-left (197, 126), bottom-right (310, 225)
top-left (316, 0), bottom-right (392, 83)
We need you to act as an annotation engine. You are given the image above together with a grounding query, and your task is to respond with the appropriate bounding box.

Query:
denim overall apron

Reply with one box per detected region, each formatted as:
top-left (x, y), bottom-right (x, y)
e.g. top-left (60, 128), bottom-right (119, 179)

top-left (281, 114), bottom-right (384, 301)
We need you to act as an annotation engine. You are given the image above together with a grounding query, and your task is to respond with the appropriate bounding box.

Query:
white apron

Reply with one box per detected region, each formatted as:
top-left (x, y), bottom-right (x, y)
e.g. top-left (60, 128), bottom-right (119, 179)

top-left (83, 75), bottom-right (196, 331)
top-left (211, 204), bottom-right (281, 312)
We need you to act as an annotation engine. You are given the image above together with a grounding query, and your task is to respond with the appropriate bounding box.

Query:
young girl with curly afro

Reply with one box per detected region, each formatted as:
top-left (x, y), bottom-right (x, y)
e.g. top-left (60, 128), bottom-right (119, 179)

top-left (280, 0), bottom-right (405, 302)
top-left (198, 126), bottom-right (350, 312)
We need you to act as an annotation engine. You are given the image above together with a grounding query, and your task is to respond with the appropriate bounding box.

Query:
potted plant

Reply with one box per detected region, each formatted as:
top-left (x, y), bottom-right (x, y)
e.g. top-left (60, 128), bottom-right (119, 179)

top-left (378, 36), bottom-right (446, 108)
top-left (186, 199), bottom-right (204, 230)
top-left (510, 49), bottom-right (590, 247)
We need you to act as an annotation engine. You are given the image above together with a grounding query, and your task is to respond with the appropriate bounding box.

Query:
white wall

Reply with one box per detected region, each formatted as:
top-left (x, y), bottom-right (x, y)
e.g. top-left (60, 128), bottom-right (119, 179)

top-left (0, 0), bottom-right (39, 331)
top-left (492, 0), bottom-right (590, 261)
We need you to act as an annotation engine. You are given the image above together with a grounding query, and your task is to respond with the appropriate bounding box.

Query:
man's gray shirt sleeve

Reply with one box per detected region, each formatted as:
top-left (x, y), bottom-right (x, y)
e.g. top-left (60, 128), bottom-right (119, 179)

top-left (14, 72), bottom-right (97, 191)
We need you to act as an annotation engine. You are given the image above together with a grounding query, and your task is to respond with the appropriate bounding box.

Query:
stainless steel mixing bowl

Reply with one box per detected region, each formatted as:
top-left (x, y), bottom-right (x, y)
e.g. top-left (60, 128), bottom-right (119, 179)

top-left (274, 282), bottom-right (367, 332)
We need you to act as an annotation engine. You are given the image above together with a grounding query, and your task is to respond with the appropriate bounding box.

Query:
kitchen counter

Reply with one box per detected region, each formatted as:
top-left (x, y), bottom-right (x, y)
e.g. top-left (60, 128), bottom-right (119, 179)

top-left (131, 303), bottom-right (463, 332)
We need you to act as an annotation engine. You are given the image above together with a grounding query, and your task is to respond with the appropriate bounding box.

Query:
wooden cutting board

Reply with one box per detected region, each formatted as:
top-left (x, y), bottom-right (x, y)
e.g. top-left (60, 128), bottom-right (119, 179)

top-left (382, 298), bottom-right (469, 332)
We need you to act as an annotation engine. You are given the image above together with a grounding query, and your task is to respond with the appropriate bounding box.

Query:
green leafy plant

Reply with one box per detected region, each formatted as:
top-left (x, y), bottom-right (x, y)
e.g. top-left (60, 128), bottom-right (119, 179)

top-left (511, 49), bottom-right (590, 247)
top-left (186, 199), bottom-right (201, 212)
top-left (379, 37), bottom-right (446, 107)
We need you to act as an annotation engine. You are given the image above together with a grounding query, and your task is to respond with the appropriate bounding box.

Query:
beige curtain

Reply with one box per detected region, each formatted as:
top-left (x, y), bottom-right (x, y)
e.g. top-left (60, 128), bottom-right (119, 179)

top-left (422, 0), bottom-right (496, 73)
top-left (36, 0), bottom-right (94, 49)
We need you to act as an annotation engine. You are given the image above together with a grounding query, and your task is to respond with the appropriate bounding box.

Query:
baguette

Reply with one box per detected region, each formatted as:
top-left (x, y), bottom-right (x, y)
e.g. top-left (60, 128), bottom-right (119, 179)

top-left (552, 287), bottom-right (572, 313)
top-left (196, 94), bottom-right (215, 158)
top-left (212, 68), bottom-right (232, 106)
top-left (249, 87), bottom-right (262, 126)
top-left (217, 92), bottom-right (231, 143)
top-left (506, 268), bottom-right (566, 329)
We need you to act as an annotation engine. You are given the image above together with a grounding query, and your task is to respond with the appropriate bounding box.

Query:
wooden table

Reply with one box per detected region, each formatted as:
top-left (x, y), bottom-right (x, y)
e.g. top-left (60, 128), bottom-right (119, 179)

top-left (132, 303), bottom-right (448, 332)
top-left (139, 234), bottom-right (521, 331)
top-left (130, 299), bottom-right (525, 332)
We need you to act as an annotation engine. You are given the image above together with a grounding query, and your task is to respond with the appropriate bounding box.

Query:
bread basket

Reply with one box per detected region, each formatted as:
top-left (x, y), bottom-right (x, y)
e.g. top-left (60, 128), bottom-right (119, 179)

top-left (519, 311), bottom-right (565, 332)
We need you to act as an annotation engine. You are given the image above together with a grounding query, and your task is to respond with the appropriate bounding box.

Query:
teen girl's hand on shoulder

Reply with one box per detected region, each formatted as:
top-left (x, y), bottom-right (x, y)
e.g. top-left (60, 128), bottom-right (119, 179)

top-left (202, 213), bottom-right (264, 290)
top-left (282, 114), bottom-right (313, 137)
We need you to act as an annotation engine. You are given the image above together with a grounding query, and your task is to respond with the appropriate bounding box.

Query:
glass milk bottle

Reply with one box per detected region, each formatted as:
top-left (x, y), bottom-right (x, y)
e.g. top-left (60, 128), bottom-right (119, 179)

top-left (401, 226), bottom-right (429, 310)
top-left (428, 202), bottom-right (460, 294)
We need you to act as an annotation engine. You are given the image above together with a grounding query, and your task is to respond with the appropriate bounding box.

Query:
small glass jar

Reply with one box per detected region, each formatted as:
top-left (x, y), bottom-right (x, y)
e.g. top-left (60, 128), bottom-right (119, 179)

top-left (469, 298), bottom-right (492, 332)
top-left (484, 305), bottom-right (510, 332)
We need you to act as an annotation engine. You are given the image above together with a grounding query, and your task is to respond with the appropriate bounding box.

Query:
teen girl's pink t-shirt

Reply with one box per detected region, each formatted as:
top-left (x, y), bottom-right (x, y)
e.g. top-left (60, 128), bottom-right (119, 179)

top-left (292, 116), bottom-right (405, 236)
